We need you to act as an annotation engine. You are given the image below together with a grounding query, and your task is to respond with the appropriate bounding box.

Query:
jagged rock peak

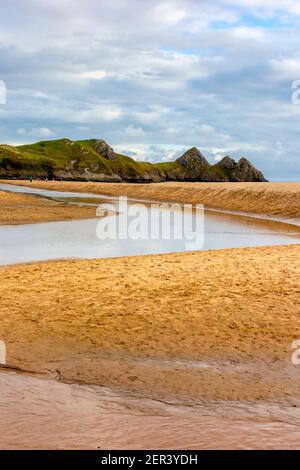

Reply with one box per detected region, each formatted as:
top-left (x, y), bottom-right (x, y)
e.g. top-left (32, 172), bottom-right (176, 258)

top-left (234, 157), bottom-right (267, 182)
top-left (218, 155), bottom-right (237, 169)
top-left (177, 147), bottom-right (209, 170)
top-left (238, 157), bottom-right (254, 166)
top-left (94, 139), bottom-right (116, 160)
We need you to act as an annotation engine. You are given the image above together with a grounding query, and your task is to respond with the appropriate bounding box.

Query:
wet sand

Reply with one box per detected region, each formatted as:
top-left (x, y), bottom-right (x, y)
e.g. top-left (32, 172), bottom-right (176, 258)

top-left (5, 180), bottom-right (300, 220)
top-left (0, 190), bottom-right (95, 224)
top-left (1, 245), bottom-right (299, 406)
top-left (1, 370), bottom-right (299, 450)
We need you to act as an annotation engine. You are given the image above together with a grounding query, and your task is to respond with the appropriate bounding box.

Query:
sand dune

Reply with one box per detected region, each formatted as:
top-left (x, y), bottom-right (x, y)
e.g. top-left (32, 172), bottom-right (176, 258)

top-left (6, 180), bottom-right (300, 220)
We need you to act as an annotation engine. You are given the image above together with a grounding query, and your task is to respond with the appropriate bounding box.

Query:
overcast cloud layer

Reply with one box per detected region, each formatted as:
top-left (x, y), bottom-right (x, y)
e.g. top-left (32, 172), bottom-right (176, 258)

top-left (0, 0), bottom-right (300, 179)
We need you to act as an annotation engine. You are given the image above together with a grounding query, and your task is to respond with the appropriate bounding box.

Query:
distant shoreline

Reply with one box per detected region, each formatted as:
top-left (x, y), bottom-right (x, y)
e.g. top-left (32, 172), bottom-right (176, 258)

top-left (3, 179), bottom-right (300, 223)
top-left (0, 188), bottom-right (96, 225)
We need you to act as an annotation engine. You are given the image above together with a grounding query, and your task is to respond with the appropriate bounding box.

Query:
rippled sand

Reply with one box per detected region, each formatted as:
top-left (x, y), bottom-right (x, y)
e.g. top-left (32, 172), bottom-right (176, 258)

top-left (1, 245), bottom-right (299, 407)
top-left (1, 371), bottom-right (299, 450)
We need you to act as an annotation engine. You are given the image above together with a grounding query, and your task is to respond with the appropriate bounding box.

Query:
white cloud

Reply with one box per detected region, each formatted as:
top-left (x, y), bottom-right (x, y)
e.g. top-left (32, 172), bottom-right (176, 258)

top-left (70, 105), bottom-right (124, 123)
top-left (113, 143), bottom-right (184, 163)
top-left (133, 106), bottom-right (170, 124)
top-left (34, 127), bottom-right (55, 137)
top-left (270, 59), bottom-right (300, 80)
top-left (155, 3), bottom-right (189, 25)
top-left (231, 27), bottom-right (266, 40)
top-left (121, 126), bottom-right (146, 138)
top-left (0, 0), bottom-right (300, 178)
top-left (16, 127), bottom-right (55, 137)
top-left (58, 70), bottom-right (115, 82)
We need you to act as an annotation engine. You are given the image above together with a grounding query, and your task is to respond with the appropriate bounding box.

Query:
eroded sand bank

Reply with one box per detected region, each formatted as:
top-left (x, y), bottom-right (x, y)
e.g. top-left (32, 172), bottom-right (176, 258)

top-left (5, 180), bottom-right (300, 220)
top-left (0, 190), bottom-right (96, 224)
top-left (1, 245), bottom-right (299, 405)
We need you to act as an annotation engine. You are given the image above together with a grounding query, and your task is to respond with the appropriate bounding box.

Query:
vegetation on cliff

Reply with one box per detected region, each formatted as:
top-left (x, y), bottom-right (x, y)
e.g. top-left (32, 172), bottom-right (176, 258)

top-left (0, 138), bottom-right (267, 182)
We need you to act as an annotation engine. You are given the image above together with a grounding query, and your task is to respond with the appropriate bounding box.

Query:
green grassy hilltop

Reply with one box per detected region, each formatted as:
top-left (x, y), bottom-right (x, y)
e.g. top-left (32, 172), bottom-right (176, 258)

top-left (0, 138), bottom-right (267, 182)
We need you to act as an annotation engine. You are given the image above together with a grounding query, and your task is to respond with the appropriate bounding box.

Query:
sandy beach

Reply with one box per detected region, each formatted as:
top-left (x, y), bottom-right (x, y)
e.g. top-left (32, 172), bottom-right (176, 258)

top-left (6, 180), bottom-right (300, 220)
top-left (0, 189), bottom-right (96, 224)
top-left (1, 244), bottom-right (299, 405)
top-left (2, 0), bottom-right (300, 452)
top-left (1, 181), bottom-right (300, 449)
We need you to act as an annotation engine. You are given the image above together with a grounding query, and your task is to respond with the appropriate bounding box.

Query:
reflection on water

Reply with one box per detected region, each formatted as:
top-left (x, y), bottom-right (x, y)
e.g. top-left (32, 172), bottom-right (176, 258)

top-left (0, 370), bottom-right (299, 450)
top-left (0, 183), bottom-right (299, 265)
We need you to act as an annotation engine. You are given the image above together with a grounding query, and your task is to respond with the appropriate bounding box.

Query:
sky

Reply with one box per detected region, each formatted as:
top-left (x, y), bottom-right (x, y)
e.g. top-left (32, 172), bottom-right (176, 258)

top-left (0, 0), bottom-right (300, 180)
